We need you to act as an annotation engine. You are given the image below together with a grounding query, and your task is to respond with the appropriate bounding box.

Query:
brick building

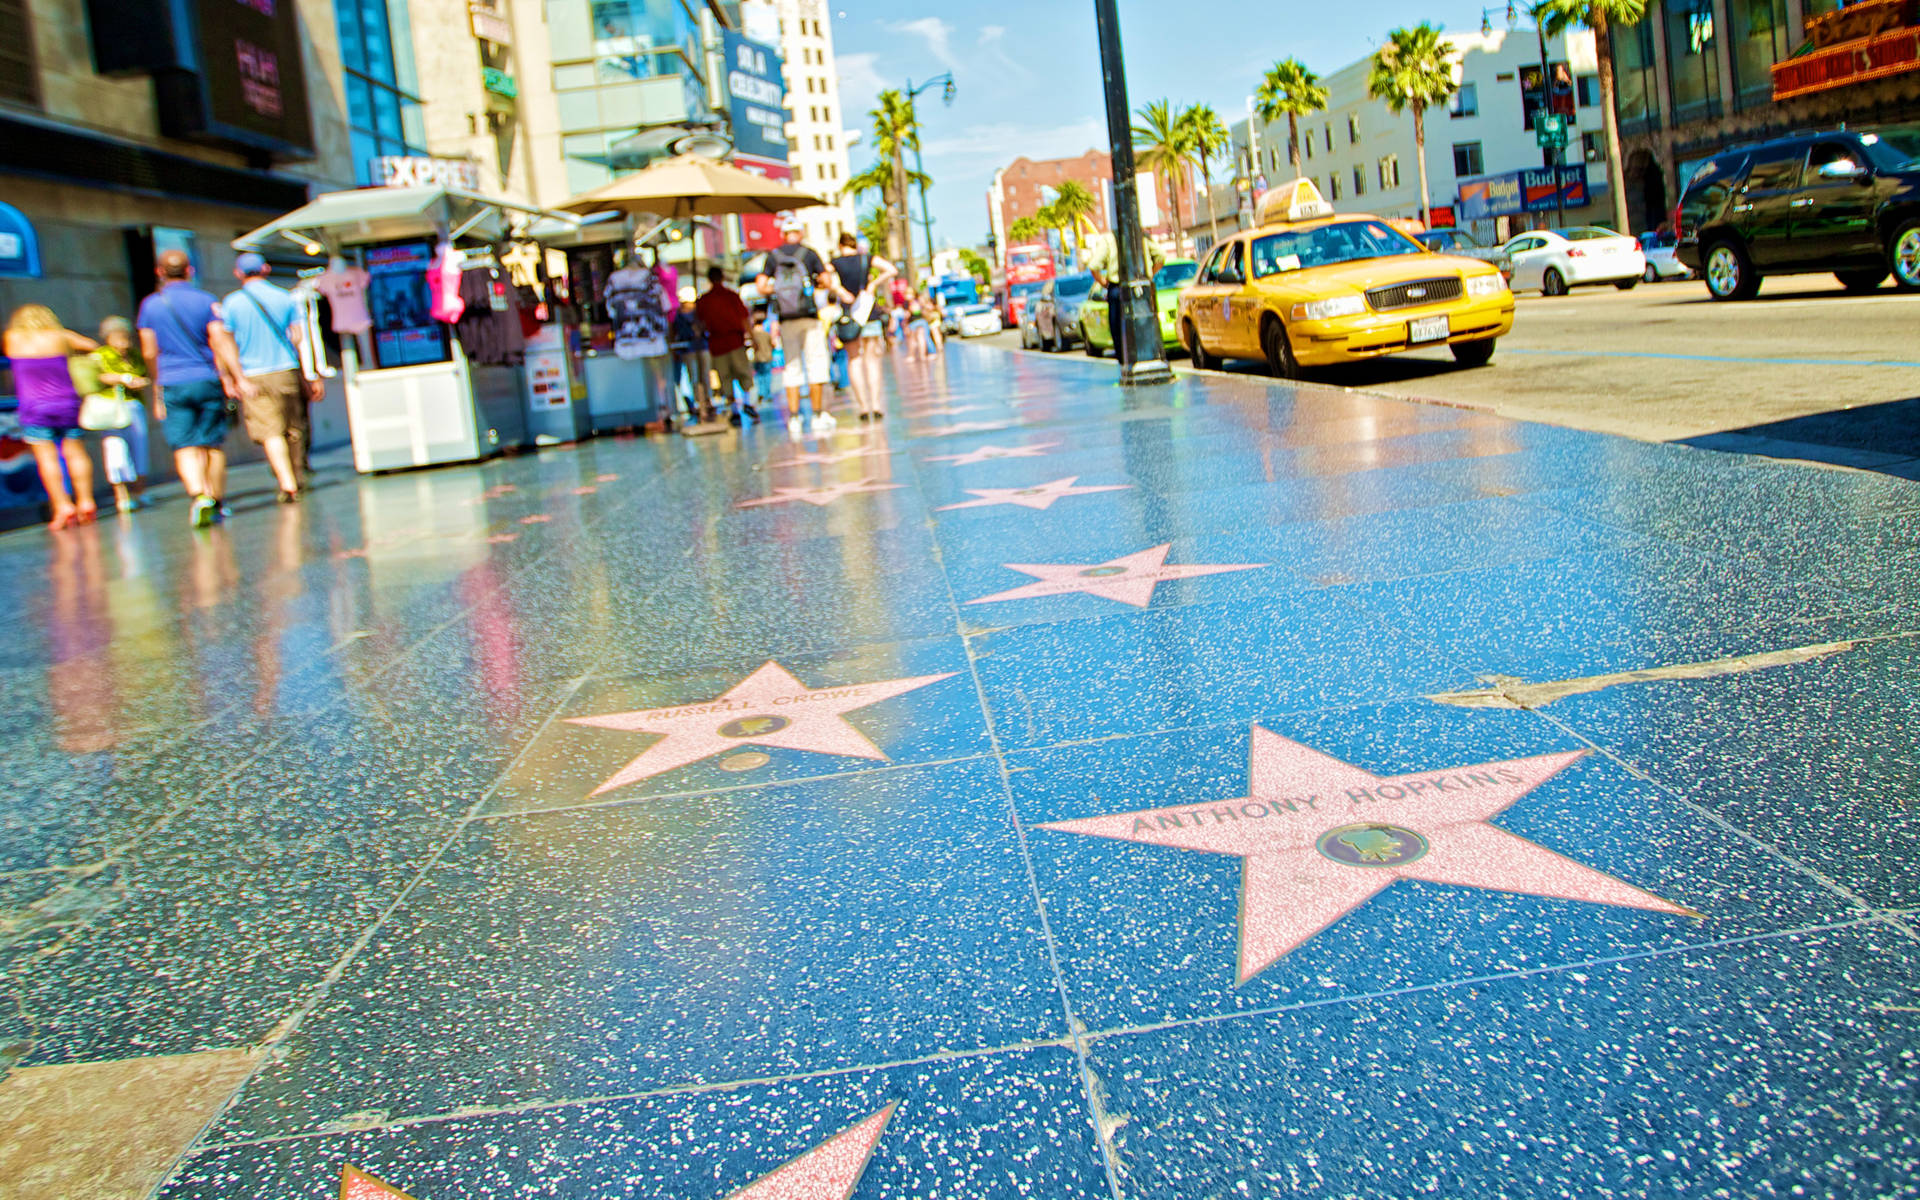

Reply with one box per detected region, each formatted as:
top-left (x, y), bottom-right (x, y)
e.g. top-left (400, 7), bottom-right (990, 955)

top-left (985, 149), bottom-right (1194, 254)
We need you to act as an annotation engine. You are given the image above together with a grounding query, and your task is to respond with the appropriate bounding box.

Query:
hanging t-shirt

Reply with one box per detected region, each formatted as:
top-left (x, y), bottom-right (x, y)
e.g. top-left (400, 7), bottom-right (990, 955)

top-left (453, 267), bottom-right (526, 366)
top-left (604, 265), bottom-right (668, 360)
top-left (428, 244), bottom-right (465, 325)
top-left (313, 267), bottom-right (372, 334)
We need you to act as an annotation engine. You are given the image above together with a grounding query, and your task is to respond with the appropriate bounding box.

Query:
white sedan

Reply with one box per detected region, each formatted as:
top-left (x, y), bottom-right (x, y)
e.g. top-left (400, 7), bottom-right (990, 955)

top-left (1498, 227), bottom-right (1646, 296)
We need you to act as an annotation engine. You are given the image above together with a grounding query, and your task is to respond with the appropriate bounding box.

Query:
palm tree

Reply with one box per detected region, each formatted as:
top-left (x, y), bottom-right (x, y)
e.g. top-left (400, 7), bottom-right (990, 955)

top-left (1008, 216), bottom-right (1046, 243)
top-left (1132, 99), bottom-right (1190, 254)
top-left (1367, 23), bottom-right (1458, 228)
top-left (1537, 0), bottom-right (1646, 233)
top-left (845, 159), bottom-right (927, 208)
top-left (1051, 180), bottom-right (1099, 249)
top-left (1256, 58), bottom-right (1330, 175)
top-left (869, 89), bottom-right (921, 281)
top-left (1180, 104), bottom-right (1230, 249)
top-left (859, 205), bottom-right (892, 254)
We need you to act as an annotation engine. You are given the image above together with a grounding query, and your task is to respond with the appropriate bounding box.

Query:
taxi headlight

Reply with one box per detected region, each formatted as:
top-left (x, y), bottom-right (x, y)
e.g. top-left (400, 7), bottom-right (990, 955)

top-left (1290, 295), bottom-right (1367, 321)
top-left (1465, 272), bottom-right (1508, 298)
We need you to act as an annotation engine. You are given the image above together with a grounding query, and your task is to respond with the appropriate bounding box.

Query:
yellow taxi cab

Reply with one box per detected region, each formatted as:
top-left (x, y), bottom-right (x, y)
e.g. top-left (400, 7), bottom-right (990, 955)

top-left (1176, 178), bottom-right (1513, 376)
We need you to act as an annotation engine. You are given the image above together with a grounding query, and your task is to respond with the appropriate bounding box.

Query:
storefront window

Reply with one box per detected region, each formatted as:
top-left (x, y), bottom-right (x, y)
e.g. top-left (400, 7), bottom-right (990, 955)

top-left (334, 0), bottom-right (428, 183)
top-left (1728, 0), bottom-right (1790, 106)
top-left (1611, 17), bottom-right (1657, 131)
top-left (1664, 0), bottom-right (1723, 122)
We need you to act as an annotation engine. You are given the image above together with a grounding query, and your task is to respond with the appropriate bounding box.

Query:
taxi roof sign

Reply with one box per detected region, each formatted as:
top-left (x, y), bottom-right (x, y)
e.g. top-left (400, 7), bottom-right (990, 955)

top-left (1257, 178), bottom-right (1335, 227)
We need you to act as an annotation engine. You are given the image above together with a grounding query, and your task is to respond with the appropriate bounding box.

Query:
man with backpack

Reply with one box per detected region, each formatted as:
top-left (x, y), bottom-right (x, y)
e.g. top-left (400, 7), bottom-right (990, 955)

top-left (223, 252), bottom-right (316, 503)
top-left (756, 217), bottom-right (835, 434)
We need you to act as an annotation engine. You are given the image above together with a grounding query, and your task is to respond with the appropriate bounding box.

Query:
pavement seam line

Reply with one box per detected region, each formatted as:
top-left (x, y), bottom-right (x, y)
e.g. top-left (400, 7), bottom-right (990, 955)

top-left (1425, 636), bottom-right (1882, 709)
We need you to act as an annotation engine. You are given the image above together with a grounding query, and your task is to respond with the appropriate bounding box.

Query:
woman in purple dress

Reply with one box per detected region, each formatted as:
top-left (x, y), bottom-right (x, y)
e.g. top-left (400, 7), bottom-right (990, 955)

top-left (4, 305), bottom-right (99, 529)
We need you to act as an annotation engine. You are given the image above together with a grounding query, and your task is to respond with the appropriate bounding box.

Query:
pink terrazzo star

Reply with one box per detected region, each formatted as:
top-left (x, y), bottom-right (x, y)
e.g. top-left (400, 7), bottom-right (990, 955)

top-left (567, 661), bottom-right (955, 794)
top-left (725, 1103), bottom-right (896, 1199)
top-left (737, 480), bottom-right (906, 508)
top-left (967, 543), bottom-right (1266, 608)
top-left (935, 475), bottom-right (1130, 511)
top-left (924, 442), bottom-right (1062, 466)
top-left (340, 1166), bottom-right (418, 1200)
top-left (905, 404), bottom-right (987, 417)
top-left (573, 485), bottom-right (598, 495)
top-left (927, 421), bottom-right (1014, 437)
top-left (520, 513), bottom-right (552, 524)
top-left (774, 447), bottom-right (894, 467)
top-left (1041, 727), bottom-right (1694, 983)
top-left (483, 532), bottom-right (520, 544)
top-left (597, 473), bottom-right (619, 481)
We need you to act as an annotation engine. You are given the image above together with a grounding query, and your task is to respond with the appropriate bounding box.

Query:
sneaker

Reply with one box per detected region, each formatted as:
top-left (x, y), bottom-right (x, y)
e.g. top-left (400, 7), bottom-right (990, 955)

top-left (813, 411), bottom-right (838, 433)
top-left (742, 404), bottom-right (760, 424)
top-left (116, 498), bottom-right (134, 515)
top-left (276, 489), bottom-right (299, 505)
top-left (728, 412), bottom-right (743, 427)
top-left (190, 495), bottom-right (216, 528)
top-left (215, 502), bottom-right (230, 522)
top-left (787, 414), bottom-right (804, 437)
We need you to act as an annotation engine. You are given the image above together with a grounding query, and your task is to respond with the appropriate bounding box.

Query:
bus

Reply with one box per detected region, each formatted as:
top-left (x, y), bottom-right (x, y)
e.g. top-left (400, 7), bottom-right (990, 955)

top-left (1002, 240), bottom-right (1055, 327)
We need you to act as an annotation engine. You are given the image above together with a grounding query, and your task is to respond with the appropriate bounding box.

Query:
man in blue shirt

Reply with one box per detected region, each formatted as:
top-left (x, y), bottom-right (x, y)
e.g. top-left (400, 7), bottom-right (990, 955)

top-left (224, 252), bottom-right (315, 502)
top-left (137, 249), bottom-right (250, 527)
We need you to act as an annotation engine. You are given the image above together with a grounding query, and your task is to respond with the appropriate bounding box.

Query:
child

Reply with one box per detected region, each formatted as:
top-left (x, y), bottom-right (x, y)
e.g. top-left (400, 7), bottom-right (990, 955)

top-left (667, 286), bottom-right (712, 423)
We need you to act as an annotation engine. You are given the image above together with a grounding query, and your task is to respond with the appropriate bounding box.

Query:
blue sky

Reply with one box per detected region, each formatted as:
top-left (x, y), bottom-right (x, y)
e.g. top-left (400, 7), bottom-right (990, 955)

top-left (825, 0), bottom-right (1506, 248)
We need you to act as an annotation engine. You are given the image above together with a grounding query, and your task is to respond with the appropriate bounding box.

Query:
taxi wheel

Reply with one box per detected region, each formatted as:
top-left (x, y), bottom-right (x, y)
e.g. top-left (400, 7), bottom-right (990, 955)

top-left (1260, 318), bottom-right (1299, 380)
top-left (1451, 338), bottom-right (1496, 368)
top-left (1184, 322), bottom-right (1216, 371)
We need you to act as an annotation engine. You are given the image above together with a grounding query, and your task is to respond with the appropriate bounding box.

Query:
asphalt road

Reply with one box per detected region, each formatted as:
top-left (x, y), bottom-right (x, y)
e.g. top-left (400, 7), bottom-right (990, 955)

top-left (985, 275), bottom-right (1920, 461)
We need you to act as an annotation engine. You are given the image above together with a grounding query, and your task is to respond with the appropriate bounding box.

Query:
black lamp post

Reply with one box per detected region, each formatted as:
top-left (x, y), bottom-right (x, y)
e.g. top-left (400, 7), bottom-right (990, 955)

top-left (904, 73), bottom-right (955, 276)
top-left (1092, 0), bottom-right (1171, 386)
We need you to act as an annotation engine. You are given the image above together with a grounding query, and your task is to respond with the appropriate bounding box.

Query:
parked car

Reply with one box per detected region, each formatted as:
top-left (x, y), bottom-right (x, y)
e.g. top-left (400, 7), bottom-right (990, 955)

top-left (1028, 272), bottom-right (1096, 351)
top-left (1079, 258), bottom-right (1199, 356)
top-left (1638, 230), bottom-right (1692, 281)
top-left (1004, 279), bottom-right (1047, 329)
top-left (1417, 227), bottom-right (1511, 279)
top-left (1498, 227), bottom-right (1646, 295)
top-left (1676, 125), bottom-right (1920, 300)
top-left (931, 276), bottom-right (1002, 336)
top-left (1176, 177), bottom-right (1513, 376)
top-left (1017, 290), bottom-right (1047, 349)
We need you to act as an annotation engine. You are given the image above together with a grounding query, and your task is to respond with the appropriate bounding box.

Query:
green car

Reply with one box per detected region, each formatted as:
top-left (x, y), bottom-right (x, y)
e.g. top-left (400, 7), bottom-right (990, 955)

top-left (1078, 259), bottom-right (1199, 357)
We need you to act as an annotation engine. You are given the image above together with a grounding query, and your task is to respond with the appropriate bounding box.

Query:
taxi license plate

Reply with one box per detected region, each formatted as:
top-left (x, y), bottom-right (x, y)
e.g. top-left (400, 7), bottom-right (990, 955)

top-left (1408, 315), bottom-right (1449, 344)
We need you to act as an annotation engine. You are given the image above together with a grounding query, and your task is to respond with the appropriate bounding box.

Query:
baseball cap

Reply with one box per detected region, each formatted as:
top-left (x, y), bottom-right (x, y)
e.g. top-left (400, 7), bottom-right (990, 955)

top-left (236, 252), bottom-right (269, 276)
top-left (678, 285), bottom-right (697, 303)
top-left (777, 215), bottom-right (804, 233)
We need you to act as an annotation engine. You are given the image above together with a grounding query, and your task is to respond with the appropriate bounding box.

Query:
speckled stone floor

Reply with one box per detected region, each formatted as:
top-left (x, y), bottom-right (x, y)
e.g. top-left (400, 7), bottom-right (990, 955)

top-left (2, 347), bottom-right (1917, 1199)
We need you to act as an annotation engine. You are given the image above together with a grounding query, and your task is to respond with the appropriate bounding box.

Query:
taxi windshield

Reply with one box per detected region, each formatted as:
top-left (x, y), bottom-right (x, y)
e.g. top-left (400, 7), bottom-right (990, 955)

top-left (1250, 220), bottom-right (1424, 277)
top-left (1153, 262), bottom-right (1199, 289)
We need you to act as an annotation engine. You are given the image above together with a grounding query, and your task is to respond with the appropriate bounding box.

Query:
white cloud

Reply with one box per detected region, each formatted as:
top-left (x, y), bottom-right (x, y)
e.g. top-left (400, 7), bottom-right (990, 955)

top-left (975, 25), bottom-right (1029, 80)
top-left (919, 117), bottom-right (1108, 169)
top-left (837, 50), bottom-right (886, 111)
top-left (885, 16), bottom-right (960, 73)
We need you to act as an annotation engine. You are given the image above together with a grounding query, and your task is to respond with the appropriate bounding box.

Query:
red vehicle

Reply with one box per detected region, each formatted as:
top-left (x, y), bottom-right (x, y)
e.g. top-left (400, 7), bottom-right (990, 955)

top-left (1002, 240), bottom-right (1055, 327)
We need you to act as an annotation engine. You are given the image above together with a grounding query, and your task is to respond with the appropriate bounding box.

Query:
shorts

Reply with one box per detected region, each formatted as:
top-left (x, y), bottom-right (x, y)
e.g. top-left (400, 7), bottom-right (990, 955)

top-left (160, 379), bottom-right (230, 449)
top-left (240, 370), bottom-right (304, 442)
top-left (711, 347), bottom-right (754, 401)
top-left (777, 320), bottom-right (830, 388)
top-left (860, 320), bottom-right (885, 339)
top-left (20, 423), bottom-right (83, 444)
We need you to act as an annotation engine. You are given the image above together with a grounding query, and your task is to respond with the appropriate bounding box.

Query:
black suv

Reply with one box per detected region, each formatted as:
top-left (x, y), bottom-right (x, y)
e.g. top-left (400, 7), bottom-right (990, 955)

top-left (1676, 125), bottom-right (1920, 300)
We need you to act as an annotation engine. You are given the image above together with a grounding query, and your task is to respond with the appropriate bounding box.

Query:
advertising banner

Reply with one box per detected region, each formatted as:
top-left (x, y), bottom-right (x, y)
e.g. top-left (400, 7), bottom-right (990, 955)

top-left (734, 157), bottom-right (794, 251)
top-left (724, 30), bottom-right (788, 163)
top-left (0, 202), bottom-right (41, 279)
top-left (193, 0), bottom-right (315, 153)
top-left (1456, 164), bottom-right (1589, 222)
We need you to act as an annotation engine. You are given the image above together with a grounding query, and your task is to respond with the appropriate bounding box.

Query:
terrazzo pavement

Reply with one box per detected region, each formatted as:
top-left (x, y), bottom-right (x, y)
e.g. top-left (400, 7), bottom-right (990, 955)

top-left (1, 346), bottom-right (1916, 1199)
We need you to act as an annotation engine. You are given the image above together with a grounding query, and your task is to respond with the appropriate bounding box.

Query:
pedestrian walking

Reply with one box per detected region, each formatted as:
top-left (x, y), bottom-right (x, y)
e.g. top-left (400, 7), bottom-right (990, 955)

top-left (749, 306), bottom-right (777, 413)
top-left (223, 252), bottom-right (314, 503)
top-left (668, 285), bottom-right (713, 424)
top-left (756, 217), bottom-right (835, 435)
top-left (695, 266), bottom-right (759, 426)
top-left (90, 317), bottom-right (152, 513)
top-left (828, 232), bottom-right (897, 423)
top-left (137, 248), bottom-right (251, 528)
top-left (3, 305), bottom-right (99, 530)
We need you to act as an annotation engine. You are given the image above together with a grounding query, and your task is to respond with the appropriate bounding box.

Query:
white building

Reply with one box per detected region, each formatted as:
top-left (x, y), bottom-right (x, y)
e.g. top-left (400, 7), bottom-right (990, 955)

top-left (1233, 26), bottom-right (1612, 243)
top-left (747, 0), bottom-right (855, 249)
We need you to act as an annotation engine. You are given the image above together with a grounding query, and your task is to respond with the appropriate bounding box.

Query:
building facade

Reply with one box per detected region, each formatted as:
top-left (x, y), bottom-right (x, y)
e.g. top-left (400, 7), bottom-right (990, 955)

top-left (1231, 26), bottom-right (1609, 241)
top-left (1610, 0), bottom-right (1920, 232)
top-left (985, 150), bottom-right (1188, 256)
top-left (764, 0), bottom-right (854, 251)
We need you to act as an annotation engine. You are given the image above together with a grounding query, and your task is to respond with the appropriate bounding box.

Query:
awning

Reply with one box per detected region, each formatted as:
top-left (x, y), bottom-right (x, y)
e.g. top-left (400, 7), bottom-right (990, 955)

top-left (231, 186), bottom-right (577, 254)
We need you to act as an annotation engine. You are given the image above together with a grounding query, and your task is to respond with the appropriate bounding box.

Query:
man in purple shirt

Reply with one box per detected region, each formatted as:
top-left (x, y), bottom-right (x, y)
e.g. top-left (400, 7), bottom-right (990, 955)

top-left (137, 249), bottom-right (251, 527)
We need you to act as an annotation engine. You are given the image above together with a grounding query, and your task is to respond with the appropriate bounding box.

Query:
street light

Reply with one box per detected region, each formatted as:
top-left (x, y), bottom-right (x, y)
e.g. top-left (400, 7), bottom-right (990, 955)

top-left (1092, 0), bottom-right (1171, 386)
top-left (1485, 2), bottom-right (1568, 229)
top-left (904, 72), bottom-right (955, 276)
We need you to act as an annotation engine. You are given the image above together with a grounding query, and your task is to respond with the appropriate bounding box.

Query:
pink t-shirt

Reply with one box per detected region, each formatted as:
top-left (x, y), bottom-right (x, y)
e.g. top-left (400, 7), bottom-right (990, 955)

top-left (429, 244), bottom-right (465, 324)
top-left (314, 267), bottom-right (372, 334)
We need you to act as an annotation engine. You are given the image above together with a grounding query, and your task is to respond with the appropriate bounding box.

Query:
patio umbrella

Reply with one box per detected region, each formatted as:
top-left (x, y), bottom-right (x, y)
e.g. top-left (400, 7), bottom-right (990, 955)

top-left (557, 154), bottom-right (826, 220)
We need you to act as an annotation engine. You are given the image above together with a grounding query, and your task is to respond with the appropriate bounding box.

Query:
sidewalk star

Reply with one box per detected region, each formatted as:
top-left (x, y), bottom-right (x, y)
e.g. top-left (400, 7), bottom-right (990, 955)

top-left (725, 1103), bottom-right (896, 1199)
top-left (736, 480), bottom-right (906, 508)
top-left (774, 447), bottom-right (893, 466)
top-left (924, 442), bottom-right (1062, 466)
top-left (568, 662), bottom-right (956, 794)
top-left (967, 543), bottom-right (1266, 608)
top-left (935, 476), bottom-right (1131, 511)
top-left (1040, 727), bottom-right (1694, 983)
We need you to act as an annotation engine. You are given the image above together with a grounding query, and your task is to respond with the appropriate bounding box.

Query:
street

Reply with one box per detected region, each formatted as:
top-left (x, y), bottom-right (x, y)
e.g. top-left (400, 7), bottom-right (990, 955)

top-left (992, 275), bottom-right (1920, 467)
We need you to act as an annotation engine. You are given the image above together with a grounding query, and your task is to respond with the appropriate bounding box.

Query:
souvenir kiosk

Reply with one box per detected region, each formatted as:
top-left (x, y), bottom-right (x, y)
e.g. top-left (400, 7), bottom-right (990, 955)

top-left (529, 215), bottom-right (675, 435)
top-left (232, 186), bottom-right (577, 473)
